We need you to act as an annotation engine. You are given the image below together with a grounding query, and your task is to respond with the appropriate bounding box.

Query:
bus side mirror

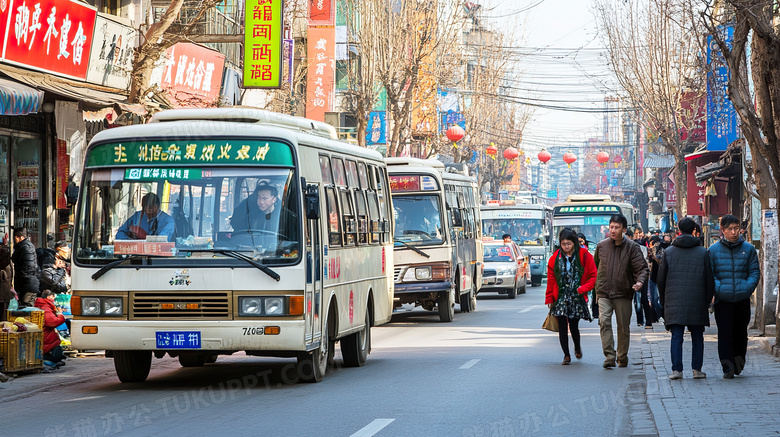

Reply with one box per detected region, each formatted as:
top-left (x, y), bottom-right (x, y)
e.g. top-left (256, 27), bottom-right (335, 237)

top-left (305, 184), bottom-right (320, 220)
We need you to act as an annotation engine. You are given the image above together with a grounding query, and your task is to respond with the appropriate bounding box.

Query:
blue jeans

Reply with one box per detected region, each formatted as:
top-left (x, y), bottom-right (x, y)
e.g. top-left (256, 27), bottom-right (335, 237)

top-left (669, 325), bottom-right (704, 372)
top-left (648, 279), bottom-right (663, 318)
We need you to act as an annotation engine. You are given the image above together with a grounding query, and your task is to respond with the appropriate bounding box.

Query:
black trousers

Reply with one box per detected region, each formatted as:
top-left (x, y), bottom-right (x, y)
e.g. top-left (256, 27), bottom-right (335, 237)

top-left (713, 299), bottom-right (751, 375)
top-left (556, 316), bottom-right (581, 357)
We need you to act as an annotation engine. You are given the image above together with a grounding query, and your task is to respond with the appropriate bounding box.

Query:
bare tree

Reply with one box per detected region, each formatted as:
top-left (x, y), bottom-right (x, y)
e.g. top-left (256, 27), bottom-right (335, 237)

top-left (129, 0), bottom-right (223, 105)
top-left (595, 0), bottom-right (709, 218)
top-left (699, 2), bottom-right (779, 338)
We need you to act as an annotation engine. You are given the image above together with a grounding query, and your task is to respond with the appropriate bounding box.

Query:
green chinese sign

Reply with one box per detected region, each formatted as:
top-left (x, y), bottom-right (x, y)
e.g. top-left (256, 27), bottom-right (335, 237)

top-left (555, 205), bottom-right (620, 214)
top-left (86, 140), bottom-right (294, 167)
top-left (125, 168), bottom-right (202, 181)
top-left (243, 0), bottom-right (283, 88)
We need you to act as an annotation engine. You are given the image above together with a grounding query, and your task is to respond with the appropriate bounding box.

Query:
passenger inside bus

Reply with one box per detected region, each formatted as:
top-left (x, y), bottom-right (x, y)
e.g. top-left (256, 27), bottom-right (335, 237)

top-left (115, 193), bottom-right (176, 242)
top-left (229, 182), bottom-right (297, 249)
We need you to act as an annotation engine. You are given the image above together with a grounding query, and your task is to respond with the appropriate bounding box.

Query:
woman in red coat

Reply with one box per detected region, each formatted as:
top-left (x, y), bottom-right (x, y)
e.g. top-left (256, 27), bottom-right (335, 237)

top-left (545, 228), bottom-right (597, 364)
top-left (34, 290), bottom-right (66, 366)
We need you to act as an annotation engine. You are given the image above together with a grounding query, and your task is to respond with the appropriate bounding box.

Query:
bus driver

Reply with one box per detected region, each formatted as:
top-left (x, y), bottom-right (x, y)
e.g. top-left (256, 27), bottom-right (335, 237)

top-left (115, 193), bottom-right (175, 241)
top-left (231, 182), bottom-right (280, 233)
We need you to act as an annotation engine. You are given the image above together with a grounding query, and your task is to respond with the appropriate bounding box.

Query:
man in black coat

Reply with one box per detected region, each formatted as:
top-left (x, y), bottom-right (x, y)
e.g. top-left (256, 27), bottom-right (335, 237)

top-left (12, 227), bottom-right (40, 306)
top-left (657, 217), bottom-right (715, 380)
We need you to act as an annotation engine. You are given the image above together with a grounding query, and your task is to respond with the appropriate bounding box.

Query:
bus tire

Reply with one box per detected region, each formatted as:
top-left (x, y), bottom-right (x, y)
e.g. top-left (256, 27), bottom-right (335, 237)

top-left (439, 289), bottom-right (455, 322)
top-left (459, 288), bottom-right (473, 312)
top-left (114, 350), bottom-right (152, 383)
top-left (297, 313), bottom-right (334, 382)
top-left (178, 353), bottom-right (210, 367)
top-left (342, 308), bottom-right (370, 367)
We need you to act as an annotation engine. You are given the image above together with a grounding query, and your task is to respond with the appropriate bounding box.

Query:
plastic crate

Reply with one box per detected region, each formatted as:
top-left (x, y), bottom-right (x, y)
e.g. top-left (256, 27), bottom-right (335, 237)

top-left (6, 309), bottom-right (45, 330)
top-left (0, 331), bottom-right (44, 373)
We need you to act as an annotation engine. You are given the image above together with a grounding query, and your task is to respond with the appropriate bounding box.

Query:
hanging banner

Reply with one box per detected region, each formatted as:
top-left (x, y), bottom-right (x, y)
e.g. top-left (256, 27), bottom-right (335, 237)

top-left (706, 26), bottom-right (739, 152)
top-left (308, 0), bottom-right (334, 25)
top-left (85, 13), bottom-right (138, 90)
top-left (305, 26), bottom-right (335, 122)
top-left (0, 0), bottom-right (97, 80)
top-left (366, 111), bottom-right (386, 145)
top-left (243, 0), bottom-right (283, 88)
top-left (56, 139), bottom-right (69, 209)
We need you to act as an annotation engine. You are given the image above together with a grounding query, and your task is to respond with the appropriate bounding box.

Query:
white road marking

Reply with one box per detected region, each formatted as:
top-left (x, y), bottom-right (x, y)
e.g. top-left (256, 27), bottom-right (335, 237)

top-left (519, 305), bottom-right (544, 313)
top-left (350, 419), bottom-right (395, 437)
top-left (63, 395), bottom-right (104, 402)
top-left (460, 359), bottom-right (481, 369)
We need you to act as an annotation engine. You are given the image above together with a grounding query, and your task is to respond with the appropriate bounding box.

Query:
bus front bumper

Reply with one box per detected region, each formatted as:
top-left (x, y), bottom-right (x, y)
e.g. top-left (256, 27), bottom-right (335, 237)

top-left (393, 281), bottom-right (452, 295)
top-left (72, 320), bottom-right (307, 352)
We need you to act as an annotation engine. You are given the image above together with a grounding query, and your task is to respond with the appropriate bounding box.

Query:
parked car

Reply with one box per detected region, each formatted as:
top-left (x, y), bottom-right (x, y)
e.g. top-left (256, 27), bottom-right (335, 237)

top-left (480, 242), bottom-right (530, 299)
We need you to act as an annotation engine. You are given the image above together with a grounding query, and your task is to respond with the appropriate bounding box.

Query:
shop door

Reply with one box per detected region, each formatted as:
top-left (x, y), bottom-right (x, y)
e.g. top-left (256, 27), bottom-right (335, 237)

top-left (11, 136), bottom-right (43, 246)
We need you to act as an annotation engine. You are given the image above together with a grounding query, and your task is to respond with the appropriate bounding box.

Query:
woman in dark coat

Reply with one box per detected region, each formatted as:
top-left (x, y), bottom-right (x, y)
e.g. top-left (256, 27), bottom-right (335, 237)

top-left (0, 244), bottom-right (13, 317)
top-left (546, 229), bottom-right (598, 364)
top-left (12, 227), bottom-right (39, 306)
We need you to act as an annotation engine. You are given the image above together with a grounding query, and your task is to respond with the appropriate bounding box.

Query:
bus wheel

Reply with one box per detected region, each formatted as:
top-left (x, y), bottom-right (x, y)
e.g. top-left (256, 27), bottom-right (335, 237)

top-left (178, 353), bottom-right (210, 367)
top-left (438, 289), bottom-right (455, 322)
top-left (297, 315), bottom-right (334, 382)
top-left (114, 350), bottom-right (152, 383)
top-left (342, 308), bottom-right (371, 367)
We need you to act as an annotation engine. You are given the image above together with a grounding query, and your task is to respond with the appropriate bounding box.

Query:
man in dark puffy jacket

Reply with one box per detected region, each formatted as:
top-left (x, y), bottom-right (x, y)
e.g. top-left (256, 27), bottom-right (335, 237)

top-left (657, 217), bottom-right (715, 380)
top-left (708, 214), bottom-right (760, 379)
top-left (12, 227), bottom-right (40, 306)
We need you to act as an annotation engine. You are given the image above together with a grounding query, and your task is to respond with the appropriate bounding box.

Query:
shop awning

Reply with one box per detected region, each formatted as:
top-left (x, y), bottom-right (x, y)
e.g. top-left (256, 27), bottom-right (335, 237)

top-left (0, 64), bottom-right (127, 108)
top-left (642, 153), bottom-right (675, 169)
top-left (0, 77), bottom-right (43, 115)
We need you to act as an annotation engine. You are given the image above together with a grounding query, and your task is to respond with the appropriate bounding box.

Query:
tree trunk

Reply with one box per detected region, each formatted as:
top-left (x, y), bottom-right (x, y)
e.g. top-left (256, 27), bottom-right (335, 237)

top-left (672, 150), bottom-right (687, 219)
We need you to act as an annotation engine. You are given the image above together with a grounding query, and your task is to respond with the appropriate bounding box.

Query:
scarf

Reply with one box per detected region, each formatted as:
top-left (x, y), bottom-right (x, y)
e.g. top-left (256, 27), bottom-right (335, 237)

top-left (554, 248), bottom-right (583, 294)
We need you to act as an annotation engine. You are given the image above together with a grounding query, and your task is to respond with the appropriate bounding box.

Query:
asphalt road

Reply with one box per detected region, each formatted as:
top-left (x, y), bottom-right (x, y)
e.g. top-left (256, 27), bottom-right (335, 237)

top-left (2, 284), bottom-right (635, 437)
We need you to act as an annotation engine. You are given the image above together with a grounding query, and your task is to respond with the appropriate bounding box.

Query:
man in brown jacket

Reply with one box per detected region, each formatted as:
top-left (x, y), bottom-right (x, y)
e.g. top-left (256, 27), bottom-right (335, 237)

top-left (594, 214), bottom-right (649, 368)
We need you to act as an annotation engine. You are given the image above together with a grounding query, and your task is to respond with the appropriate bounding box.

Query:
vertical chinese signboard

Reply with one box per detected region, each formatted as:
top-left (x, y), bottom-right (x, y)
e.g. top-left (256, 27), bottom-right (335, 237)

top-left (243, 0), bottom-right (283, 88)
top-left (706, 26), bottom-right (739, 152)
top-left (0, 0), bottom-right (97, 80)
top-left (305, 26), bottom-right (335, 122)
top-left (56, 139), bottom-right (69, 209)
top-left (309, 0), bottom-right (334, 25)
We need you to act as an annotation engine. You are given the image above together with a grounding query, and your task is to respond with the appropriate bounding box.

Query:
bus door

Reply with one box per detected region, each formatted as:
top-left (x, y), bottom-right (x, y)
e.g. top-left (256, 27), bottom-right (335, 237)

top-left (305, 184), bottom-right (324, 347)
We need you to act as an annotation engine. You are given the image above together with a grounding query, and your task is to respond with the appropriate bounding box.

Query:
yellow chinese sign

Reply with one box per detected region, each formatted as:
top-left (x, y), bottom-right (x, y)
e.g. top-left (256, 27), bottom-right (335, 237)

top-left (243, 0), bottom-right (283, 88)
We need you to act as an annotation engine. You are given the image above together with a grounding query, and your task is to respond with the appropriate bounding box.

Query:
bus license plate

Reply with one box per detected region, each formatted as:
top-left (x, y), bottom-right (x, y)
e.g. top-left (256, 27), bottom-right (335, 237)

top-left (155, 331), bottom-right (201, 349)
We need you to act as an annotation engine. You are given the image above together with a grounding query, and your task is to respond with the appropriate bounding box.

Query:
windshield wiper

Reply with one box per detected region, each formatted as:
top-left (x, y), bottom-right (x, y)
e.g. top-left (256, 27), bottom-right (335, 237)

top-left (393, 239), bottom-right (430, 258)
top-left (91, 254), bottom-right (169, 280)
top-left (183, 249), bottom-right (281, 282)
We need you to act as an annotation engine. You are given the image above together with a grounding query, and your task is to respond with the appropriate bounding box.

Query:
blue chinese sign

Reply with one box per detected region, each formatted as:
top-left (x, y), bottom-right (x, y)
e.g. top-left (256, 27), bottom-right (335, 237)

top-left (706, 26), bottom-right (740, 152)
top-left (440, 111), bottom-right (465, 133)
top-left (366, 111), bottom-right (386, 145)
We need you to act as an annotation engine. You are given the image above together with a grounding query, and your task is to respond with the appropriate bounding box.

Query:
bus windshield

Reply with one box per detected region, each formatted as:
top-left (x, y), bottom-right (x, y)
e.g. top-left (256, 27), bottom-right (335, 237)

top-left (392, 194), bottom-right (444, 246)
top-left (483, 218), bottom-right (545, 246)
top-left (75, 166), bottom-right (300, 265)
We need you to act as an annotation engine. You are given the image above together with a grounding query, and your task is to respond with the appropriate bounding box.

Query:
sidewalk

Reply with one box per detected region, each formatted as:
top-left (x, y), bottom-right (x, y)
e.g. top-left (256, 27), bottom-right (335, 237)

top-left (0, 354), bottom-right (116, 401)
top-left (632, 320), bottom-right (780, 436)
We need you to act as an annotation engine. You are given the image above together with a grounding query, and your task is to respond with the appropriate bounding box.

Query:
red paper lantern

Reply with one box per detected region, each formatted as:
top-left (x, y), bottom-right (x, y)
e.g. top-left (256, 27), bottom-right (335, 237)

top-left (563, 152), bottom-right (577, 165)
top-left (486, 144), bottom-right (498, 156)
top-left (446, 125), bottom-right (465, 142)
top-left (503, 147), bottom-right (519, 160)
top-left (537, 149), bottom-right (551, 164)
top-left (596, 151), bottom-right (610, 165)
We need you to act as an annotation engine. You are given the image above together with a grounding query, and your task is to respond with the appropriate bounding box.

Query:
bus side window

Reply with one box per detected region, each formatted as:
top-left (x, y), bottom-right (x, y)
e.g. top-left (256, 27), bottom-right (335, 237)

top-left (325, 187), bottom-right (341, 246)
top-left (367, 190), bottom-right (380, 244)
top-left (377, 166), bottom-right (391, 243)
top-left (355, 190), bottom-right (368, 244)
top-left (340, 189), bottom-right (357, 246)
top-left (320, 155), bottom-right (333, 185)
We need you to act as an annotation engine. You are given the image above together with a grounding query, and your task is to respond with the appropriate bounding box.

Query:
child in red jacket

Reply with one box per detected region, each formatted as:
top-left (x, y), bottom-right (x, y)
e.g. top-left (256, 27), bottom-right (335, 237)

top-left (34, 290), bottom-right (66, 368)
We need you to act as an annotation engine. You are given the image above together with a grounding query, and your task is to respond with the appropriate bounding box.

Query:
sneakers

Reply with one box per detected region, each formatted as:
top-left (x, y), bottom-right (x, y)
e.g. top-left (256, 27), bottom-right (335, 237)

top-left (603, 359), bottom-right (616, 368)
top-left (723, 372), bottom-right (735, 379)
top-left (0, 372), bottom-right (8, 383)
top-left (693, 370), bottom-right (707, 379)
top-left (618, 361), bottom-right (628, 368)
top-left (669, 370), bottom-right (683, 380)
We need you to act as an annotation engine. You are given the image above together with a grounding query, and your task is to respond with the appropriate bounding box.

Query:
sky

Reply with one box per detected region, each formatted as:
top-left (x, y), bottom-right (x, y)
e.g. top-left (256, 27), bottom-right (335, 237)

top-left (479, 0), bottom-right (619, 155)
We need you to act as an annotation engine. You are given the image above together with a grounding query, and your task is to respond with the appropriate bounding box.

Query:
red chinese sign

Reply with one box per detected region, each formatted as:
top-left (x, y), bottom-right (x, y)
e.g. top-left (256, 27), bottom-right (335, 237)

top-left (305, 26), bottom-right (334, 122)
top-left (308, 0), bottom-right (334, 25)
top-left (0, 0), bottom-right (97, 80)
top-left (159, 42), bottom-right (225, 107)
top-left (56, 139), bottom-right (69, 209)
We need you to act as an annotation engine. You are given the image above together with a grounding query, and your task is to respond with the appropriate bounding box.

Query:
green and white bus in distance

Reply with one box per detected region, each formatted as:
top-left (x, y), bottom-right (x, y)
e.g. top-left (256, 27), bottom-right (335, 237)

top-left (71, 108), bottom-right (394, 383)
top-left (552, 194), bottom-right (636, 251)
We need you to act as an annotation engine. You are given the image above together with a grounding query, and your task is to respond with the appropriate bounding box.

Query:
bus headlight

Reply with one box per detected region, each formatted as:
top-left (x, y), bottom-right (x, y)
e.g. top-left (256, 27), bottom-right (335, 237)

top-left (415, 267), bottom-right (432, 280)
top-left (80, 297), bottom-right (123, 316)
top-left (264, 298), bottom-right (284, 316)
top-left (103, 298), bottom-right (123, 316)
top-left (82, 297), bottom-right (101, 316)
top-left (240, 297), bottom-right (263, 316)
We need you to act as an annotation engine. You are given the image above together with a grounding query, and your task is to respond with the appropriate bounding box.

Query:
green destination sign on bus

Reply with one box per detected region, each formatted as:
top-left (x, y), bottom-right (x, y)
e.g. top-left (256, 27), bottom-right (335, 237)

top-left (555, 205), bottom-right (620, 214)
top-left (87, 140), bottom-right (294, 167)
top-left (124, 168), bottom-right (202, 181)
